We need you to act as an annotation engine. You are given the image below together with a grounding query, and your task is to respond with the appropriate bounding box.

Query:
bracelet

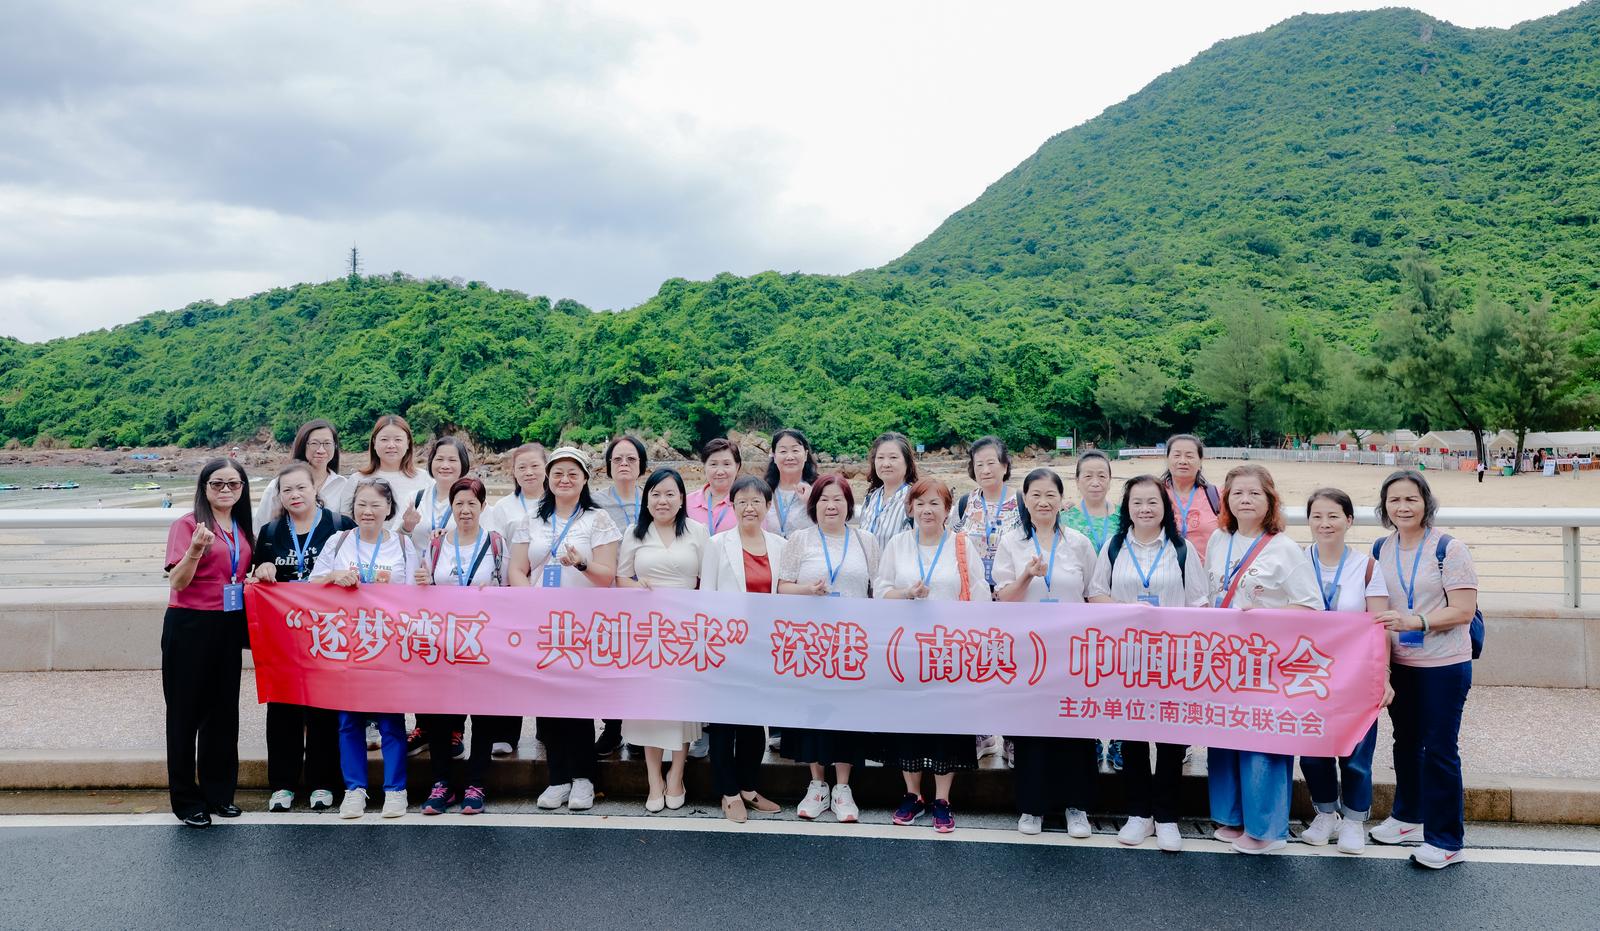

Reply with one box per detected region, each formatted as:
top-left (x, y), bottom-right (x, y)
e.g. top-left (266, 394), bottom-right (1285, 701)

top-left (1418, 613), bottom-right (1430, 633)
top-left (575, 560), bottom-right (588, 573)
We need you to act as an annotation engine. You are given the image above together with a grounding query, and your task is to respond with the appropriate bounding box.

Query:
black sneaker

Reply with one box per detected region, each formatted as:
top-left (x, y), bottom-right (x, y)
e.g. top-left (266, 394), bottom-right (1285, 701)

top-left (891, 793), bottom-right (927, 826)
top-left (451, 731), bottom-right (467, 760)
top-left (594, 722), bottom-right (622, 757)
top-left (406, 727), bottom-right (428, 757)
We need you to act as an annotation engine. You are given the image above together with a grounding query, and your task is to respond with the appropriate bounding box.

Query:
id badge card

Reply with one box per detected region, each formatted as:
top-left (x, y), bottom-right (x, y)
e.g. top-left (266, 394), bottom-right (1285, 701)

top-left (827, 591), bottom-right (841, 598)
top-left (222, 583), bottom-right (245, 612)
top-left (1040, 597), bottom-right (1059, 604)
top-left (1138, 593), bottom-right (1160, 606)
top-left (542, 563), bottom-right (563, 588)
top-left (1398, 630), bottom-right (1426, 646)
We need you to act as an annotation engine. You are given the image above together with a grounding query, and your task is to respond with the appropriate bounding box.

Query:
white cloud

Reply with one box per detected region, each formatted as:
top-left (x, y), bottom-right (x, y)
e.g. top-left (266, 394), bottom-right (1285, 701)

top-left (0, 0), bottom-right (1581, 341)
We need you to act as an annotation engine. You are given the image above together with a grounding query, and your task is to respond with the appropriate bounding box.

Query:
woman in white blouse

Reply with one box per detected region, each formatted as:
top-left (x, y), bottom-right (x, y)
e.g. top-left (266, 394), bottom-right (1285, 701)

top-left (616, 468), bottom-right (708, 812)
top-left (992, 468), bottom-right (1099, 839)
top-left (876, 478), bottom-right (990, 835)
top-left (775, 474), bottom-right (880, 823)
top-left (339, 415), bottom-right (433, 530)
top-left (855, 431), bottom-right (918, 548)
top-left (253, 418), bottom-right (350, 528)
top-left (1204, 464), bottom-right (1322, 855)
top-left (403, 436), bottom-right (468, 551)
top-left (508, 447), bottom-right (622, 813)
top-left (484, 442), bottom-right (546, 538)
top-left (1087, 475), bottom-right (1209, 852)
top-left (700, 476), bottom-right (788, 822)
top-left (763, 428), bottom-right (818, 537)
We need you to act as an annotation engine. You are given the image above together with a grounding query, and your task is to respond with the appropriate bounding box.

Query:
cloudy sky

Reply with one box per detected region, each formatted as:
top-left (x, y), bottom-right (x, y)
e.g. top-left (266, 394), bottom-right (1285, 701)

top-left (0, 0), bottom-right (1577, 342)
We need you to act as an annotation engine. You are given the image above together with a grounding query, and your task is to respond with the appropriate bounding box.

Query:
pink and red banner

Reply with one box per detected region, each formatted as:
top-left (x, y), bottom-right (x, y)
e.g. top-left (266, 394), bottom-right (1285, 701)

top-left (246, 584), bottom-right (1387, 756)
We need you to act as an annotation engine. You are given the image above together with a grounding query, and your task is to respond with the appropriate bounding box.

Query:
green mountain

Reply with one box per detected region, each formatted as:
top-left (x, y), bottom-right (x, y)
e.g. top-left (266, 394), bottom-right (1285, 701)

top-left (4, 4), bottom-right (1599, 454)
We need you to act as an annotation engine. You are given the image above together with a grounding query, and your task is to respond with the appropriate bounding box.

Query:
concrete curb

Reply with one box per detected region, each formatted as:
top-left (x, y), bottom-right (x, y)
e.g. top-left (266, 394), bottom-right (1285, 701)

top-left (3, 751), bottom-right (1596, 825)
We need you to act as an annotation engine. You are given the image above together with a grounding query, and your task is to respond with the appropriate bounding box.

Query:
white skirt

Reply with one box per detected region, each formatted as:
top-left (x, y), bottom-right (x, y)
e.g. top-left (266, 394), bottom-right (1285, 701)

top-left (621, 719), bottom-right (703, 750)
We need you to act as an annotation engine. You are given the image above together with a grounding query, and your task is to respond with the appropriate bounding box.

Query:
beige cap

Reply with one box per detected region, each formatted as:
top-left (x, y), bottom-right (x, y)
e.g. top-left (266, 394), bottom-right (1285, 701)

top-left (545, 446), bottom-right (591, 477)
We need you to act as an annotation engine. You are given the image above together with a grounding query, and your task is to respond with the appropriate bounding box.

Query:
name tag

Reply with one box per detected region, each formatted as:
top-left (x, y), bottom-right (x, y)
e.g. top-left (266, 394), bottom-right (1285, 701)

top-left (222, 583), bottom-right (245, 612)
top-left (1040, 597), bottom-right (1059, 604)
top-left (1397, 630), bottom-right (1426, 647)
top-left (827, 591), bottom-right (841, 598)
top-left (542, 563), bottom-right (563, 588)
top-left (1138, 593), bottom-right (1160, 607)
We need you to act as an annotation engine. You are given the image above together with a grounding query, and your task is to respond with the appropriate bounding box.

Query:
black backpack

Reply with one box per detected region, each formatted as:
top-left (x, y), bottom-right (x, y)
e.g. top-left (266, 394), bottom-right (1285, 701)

top-left (1372, 534), bottom-right (1485, 659)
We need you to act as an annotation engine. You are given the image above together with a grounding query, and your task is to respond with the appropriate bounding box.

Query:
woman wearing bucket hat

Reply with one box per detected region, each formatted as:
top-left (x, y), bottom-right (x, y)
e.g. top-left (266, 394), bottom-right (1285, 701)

top-left (508, 446), bottom-right (622, 811)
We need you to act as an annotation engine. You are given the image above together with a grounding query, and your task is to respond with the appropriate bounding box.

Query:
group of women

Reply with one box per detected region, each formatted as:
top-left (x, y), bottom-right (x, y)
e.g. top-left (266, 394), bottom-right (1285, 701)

top-left (163, 420), bottom-right (1477, 869)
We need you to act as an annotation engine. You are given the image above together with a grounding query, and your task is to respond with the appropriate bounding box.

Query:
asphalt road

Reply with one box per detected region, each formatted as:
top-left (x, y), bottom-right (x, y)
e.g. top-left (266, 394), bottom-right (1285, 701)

top-left (2, 818), bottom-right (1597, 930)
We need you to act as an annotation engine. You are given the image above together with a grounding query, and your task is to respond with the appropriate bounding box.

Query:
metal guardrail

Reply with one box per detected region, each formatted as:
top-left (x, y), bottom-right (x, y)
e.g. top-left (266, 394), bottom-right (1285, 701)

top-left (2, 507), bottom-right (1598, 607)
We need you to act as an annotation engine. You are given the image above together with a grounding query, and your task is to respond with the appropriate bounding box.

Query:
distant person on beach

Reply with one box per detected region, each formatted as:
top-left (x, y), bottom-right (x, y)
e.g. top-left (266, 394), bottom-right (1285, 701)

top-left (161, 492), bottom-right (173, 508)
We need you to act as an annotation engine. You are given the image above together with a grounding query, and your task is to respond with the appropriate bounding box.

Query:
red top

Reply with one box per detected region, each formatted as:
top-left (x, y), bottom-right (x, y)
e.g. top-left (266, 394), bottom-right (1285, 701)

top-left (165, 512), bottom-right (253, 611)
top-left (742, 550), bottom-right (772, 594)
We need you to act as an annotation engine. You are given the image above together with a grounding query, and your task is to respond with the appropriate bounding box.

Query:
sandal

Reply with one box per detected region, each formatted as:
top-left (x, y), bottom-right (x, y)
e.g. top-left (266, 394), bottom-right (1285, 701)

top-left (721, 795), bottom-right (748, 823)
top-left (741, 792), bottom-right (780, 814)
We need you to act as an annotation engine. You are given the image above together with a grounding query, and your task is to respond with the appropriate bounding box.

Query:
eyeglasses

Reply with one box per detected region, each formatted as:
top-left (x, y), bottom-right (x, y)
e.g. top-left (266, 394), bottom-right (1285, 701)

top-left (207, 480), bottom-right (244, 491)
top-left (306, 441), bottom-right (336, 450)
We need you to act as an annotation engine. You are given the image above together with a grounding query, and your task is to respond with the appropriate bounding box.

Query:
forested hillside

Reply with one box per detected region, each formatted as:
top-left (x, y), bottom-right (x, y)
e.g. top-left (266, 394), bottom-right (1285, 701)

top-left (3, 4), bottom-right (1598, 454)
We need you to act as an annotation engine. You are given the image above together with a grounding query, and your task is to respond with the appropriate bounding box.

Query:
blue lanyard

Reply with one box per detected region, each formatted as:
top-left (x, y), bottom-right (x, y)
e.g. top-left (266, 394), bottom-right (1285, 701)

top-left (1128, 537), bottom-right (1167, 591)
top-left (612, 488), bottom-right (640, 527)
top-left (916, 532), bottom-right (949, 588)
top-left (453, 529), bottom-right (488, 586)
top-left (774, 488), bottom-right (795, 533)
top-left (1031, 527), bottom-right (1061, 593)
top-left (1311, 545), bottom-right (1349, 610)
top-left (217, 520), bottom-right (240, 583)
top-left (821, 528), bottom-right (850, 589)
top-left (1174, 483), bottom-right (1199, 535)
top-left (1078, 501), bottom-right (1112, 551)
top-left (356, 531), bottom-right (382, 583)
top-left (516, 491), bottom-right (531, 516)
top-left (703, 490), bottom-right (732, 533)
top-left (1222, 533), bottom-right (1264, 591)
top-left (980, 491), bottom-right (1006, 545)
top-left (1394, 531), bottom-right (1432, 611)
top-left (547, 509), bottom-right (581, 563)
top-left (428, 492), bottom-right (451, 531)
top-left (869, 485), bottom-right (902, 535)
top-left (289, 510), bottom-right (322, 579)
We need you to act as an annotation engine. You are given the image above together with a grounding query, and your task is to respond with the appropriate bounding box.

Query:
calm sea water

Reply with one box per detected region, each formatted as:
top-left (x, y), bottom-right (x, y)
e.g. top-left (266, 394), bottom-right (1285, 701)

top-left (0, 465), bottom-right (272, 509)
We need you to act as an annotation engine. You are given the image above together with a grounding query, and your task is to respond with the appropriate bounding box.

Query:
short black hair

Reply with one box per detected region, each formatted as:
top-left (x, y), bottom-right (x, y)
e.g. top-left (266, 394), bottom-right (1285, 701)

top-left (1016, 468), bottom-right (1065, 540)
top-left (605, 435), bottom-right (648, 478)
top-left (634, 468), bottom-right (689, 540)
top-left (1306, 487), bottom-right (1355, 520)
top-left (967, 435), bottom-right (1012, 482)
top-left (701, 437), bottom-right (742, 467)
top-left (1376, 470), bottom-right (1438, 530)
top-left (426, 435), bottom-right (472, 477)
top-left (1075, 449), bottom-right (1112, 478)
top-left (729, 474), bottom-right (773, 505)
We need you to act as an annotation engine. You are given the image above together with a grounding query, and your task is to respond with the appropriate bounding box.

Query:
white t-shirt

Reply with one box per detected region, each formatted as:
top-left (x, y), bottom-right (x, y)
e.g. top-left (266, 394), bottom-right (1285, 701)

top-left (764, 485), bottom-right (816, 537)
top-left (618, 522), bottom-right (709, 589)
top-left (1088, 531), bottom-right (1211, 608)
top-left (484, 491), bottom-right (540, 537)
top-left (777, 525), bottom-right (880, 598)
top-left (875, 529), bottom-right (993, 602)
top-left (1304, 543), bottom-right (1388, 612)
top-left (427, 528), bottom-right (503, 587)
top-left (1204, 530), bottom-right (1322, 610)
top-left (510, 507), bottom-right (623, 588)
top-left (1371, 531), bottom-right (1479, 667)
top-left (254, 471), bottom-right (350, 529)
top-left (991, 525), bottom-right (1099, 603)
top-left (340, 470), bottom-right (434, 533)
top-left (310, 529), bottom-right (418, 585)
top-left (407, 482), bottom-right (458, 551)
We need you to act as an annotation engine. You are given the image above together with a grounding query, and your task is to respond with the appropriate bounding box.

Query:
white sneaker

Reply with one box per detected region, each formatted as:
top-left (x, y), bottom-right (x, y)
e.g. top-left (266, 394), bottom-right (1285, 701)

top-left (1066, 808), bottom-right (1092, 838)
top-left (339, 788), bottom-right (367, 819)
top-left (1003, 739), bottom-right (1015, 768)
top-left (381, 790), bottom-right (407, 818)
top-left (796, 780), bottom-right (831, 820)
top-left (1411, 842), bottom-right (1466, 869)
top-left (1117, 816), bottom-right (1154, 846)
top-left (1301, 811), bottom-right (1341, 846)
top-left (766, 730), bottom-right (782, 751)
top-left (1337, 820), bottom-right (1367, 854)
top-left (537, 783), bottom-right (571, 809)
top-left (365, 723), bottom-right (381, 751)
top-left (268, 789), bottom-right (293, 813)
top-left (831, 784), bottom-right (859, 823)
top-left (309, 789), bottom-right (335, 811)
top-left (687, 734), bottom-right (710, 759)
top-left (568, 778), bottom-right (595, 810)
top-left (976, 734), bottom-right (1002, 759)
top-left (1018, 814), bottom-right (1043, 835)
top-left (1370, 816), bottom-right (1424, 846)
top-left (491, 741), bottom-right (514, 757)
top-left (1232, 837), bottom-right (1288, 855)
top-left (1155, 821), bottom-right (1183, 852)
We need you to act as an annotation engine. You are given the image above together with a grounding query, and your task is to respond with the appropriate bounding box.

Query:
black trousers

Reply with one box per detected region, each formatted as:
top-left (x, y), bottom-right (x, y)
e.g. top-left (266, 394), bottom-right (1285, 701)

top-left (537, 717), bottom-right (597, 785)
top-left (1011, 736), bottom-right (1097, 817)
top-left (418, 713), bottom-right (521, 787)
top-left (162, 607), bottom-right (245, 818)
top-left (1121, 741), bottom-right (1187, 822)
top-left (708, 723), bottom-right (764, 797)
top-left (266, 702), bottom-right (341, 793)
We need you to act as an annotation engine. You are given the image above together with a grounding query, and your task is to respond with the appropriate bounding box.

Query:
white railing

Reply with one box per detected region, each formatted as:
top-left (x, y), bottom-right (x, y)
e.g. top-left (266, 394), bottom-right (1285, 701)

top-left (2, 507), bottom-right (1599, 608)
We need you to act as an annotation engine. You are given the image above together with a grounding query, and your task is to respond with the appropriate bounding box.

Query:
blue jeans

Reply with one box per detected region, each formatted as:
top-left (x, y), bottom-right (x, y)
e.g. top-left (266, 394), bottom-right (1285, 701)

top-left (339, 712), bottom-right (407, 792)
top-left (1388, 661), bottom-right (1471, 851)
top-left (1300, 721), bottom-right (1379, 820)
top-left (1209, 748), bottom-right (1292, 841)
